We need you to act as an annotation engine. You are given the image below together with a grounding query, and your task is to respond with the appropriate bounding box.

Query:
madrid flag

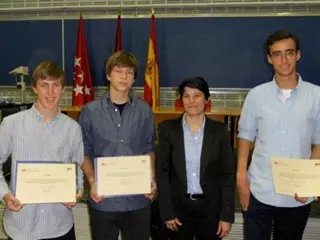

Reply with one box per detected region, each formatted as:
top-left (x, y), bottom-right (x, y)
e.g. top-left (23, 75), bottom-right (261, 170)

top-left (144, 12), bottom-right (159, 110)
top-left (72, 15), bottom-right (95, 106)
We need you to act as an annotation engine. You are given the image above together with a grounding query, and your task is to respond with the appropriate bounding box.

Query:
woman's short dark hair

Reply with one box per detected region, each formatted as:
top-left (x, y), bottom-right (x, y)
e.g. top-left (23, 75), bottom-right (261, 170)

top-left (178, 76), bottom-right (210, 100)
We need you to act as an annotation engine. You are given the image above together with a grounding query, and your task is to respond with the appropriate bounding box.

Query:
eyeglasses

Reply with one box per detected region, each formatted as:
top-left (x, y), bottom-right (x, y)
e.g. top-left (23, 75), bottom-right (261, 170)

top-left (270, 50), bottom-right (296, 58)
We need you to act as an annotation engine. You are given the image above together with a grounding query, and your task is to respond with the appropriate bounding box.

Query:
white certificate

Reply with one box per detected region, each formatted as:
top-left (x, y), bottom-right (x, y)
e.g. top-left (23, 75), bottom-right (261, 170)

top-left (271, 157), bottom-right (320, 197)
top-left (15, 162), bottom-right (76, 204)
top-left (95, 155), bottom-right (151, 196)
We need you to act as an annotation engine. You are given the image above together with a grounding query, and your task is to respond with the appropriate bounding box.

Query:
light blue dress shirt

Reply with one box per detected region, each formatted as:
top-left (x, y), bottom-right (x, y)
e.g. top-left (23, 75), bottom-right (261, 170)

top-left (183, 114), bottom-right (205, 194)
top-left (238, 75), bottom-right (320, 207)
top-left (0, 105), bottom-right (84, 240)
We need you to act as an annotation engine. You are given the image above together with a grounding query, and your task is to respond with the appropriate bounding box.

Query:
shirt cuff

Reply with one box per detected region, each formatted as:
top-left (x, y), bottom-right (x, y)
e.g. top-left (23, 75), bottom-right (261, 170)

top-left (238, 131), bottom-right (256, 142)
top-left (311, 139), bottom-right (320, 145)
top-left (0, 186), bottom-right (11, 202)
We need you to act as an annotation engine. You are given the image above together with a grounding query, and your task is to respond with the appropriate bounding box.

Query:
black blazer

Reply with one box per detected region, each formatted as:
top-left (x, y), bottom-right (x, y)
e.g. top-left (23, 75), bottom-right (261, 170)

top-left (156, 115), bottom-right (235, 223)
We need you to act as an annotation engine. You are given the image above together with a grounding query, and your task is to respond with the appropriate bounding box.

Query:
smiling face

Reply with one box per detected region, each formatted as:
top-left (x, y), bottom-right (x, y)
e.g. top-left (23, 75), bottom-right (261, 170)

top-left (182, 87), bottom-right (208, 117)
top-left (267, 38), bottom-right (300, 78)
top-left (31, 61), bottom-right (65, 114)
top-left (33, 77), bottom-right (64, 112)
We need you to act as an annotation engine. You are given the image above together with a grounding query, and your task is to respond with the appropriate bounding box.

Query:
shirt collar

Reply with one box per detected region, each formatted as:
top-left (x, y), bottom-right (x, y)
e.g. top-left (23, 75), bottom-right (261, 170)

top-left (271, 73), bottom-right (303, 97)
top-left (31, 104), bottom-right (61, 122)
top-left (102, 90), bottom-right (136, 107)
top-left (182, 113), bottom-right (206, 133)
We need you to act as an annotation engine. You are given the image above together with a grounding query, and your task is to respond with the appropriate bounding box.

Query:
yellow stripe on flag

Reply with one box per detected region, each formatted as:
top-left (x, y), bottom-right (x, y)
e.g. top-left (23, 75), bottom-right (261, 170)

top-left (145, 39), bottom-right (159, 111)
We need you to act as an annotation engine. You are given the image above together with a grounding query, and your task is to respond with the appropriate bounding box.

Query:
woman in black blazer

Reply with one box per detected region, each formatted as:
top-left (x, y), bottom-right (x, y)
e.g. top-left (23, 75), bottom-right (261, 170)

top-left (156, 77), bottom-right (236, 240)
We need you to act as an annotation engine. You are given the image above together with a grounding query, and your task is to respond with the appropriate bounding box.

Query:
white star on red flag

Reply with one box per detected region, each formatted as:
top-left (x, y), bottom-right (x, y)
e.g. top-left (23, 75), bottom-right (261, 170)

top-left (73, 83), bottom-right (83, 96)
top-left (77, 70), bottom-right (84, 83)
top-left (72, 15), bottom-right (95, 106)
top-left (74, 57), bottom-right (81, 67)
top-left (84, 85), bottom-right (91, 95)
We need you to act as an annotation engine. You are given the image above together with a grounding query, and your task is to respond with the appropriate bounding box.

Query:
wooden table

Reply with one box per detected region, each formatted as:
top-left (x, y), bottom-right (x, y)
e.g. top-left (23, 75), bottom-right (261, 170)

top-left (61, 106), bottom-right (242, 148)
top-left (61, 106), bottom-right (82, 121)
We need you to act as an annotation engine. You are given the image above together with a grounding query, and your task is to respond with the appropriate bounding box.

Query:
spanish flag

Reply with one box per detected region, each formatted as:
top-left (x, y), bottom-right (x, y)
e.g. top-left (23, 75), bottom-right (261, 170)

top-left (144, 11), bottom-right (159, 111)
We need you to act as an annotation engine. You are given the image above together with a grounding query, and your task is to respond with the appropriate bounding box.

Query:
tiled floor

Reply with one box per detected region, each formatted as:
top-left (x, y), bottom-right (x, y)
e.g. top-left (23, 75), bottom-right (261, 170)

top-left (0, 203), bottom-right (319, 239)
top-left (73, 204), bottom-right (320, 240)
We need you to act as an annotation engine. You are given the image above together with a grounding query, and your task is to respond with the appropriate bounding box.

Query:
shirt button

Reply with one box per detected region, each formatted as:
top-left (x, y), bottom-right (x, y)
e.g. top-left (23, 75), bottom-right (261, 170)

top-left (41, 209), bottom-right (44, 213)
top-left (120, 139), bottom-right (124, 142)
top-left (282, 130), bottom-right (286, 134)
top-left (118, 124), bottom-right (121, 127)
top-left (115, 109), bottom-right (118, 112)
top-left (193, 173), bottom-right (196, 176)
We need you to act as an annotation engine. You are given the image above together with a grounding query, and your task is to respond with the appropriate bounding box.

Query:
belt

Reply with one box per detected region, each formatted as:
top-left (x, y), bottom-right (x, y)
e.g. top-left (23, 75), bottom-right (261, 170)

top-left (186, 193), bottom-right (204, 200)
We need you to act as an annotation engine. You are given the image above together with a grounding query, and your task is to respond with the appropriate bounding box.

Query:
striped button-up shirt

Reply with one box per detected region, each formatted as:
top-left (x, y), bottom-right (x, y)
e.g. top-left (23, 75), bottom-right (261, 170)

top-left (0, 104), bottom-right (84, 240)
top-left (238, 75), bottom-right (320, 207)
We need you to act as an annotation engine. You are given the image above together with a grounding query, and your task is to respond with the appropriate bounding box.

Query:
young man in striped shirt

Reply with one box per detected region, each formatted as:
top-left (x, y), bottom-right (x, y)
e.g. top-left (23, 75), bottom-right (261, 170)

top-left (0, 61), bottom-right (84, 240)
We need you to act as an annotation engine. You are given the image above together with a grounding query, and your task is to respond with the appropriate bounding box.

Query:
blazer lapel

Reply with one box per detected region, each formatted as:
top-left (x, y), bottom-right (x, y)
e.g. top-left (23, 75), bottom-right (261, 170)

top-left (173, 116), bottom-right (188, 189)
top-left (200, 117), bottom-right (215, 179)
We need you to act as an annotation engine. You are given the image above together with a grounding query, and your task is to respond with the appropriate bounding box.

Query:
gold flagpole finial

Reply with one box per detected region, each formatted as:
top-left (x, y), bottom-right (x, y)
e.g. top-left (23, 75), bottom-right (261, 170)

top-left (118, 6), bottom-right (122, 15)
top-left (151, 7), bottom-right (154, 15)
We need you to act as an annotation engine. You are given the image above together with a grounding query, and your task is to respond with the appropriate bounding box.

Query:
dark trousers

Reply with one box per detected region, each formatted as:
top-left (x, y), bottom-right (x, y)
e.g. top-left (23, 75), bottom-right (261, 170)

top-left (8, 226), bottom-right (76, 240)
top-left (243, 193), bottom-right (310, 240)
top-left (89, 204), bottom-right (150, 240)
top-left (171, 196), bottom-right (220, 240)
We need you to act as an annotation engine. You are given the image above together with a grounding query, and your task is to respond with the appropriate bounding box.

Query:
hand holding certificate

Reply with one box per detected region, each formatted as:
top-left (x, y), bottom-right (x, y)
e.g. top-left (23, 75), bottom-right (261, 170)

top-left (271, 157), bottom-right (320, 197)
top-left (95, 155), bottom-right (151, 197)
top-left (15, 162), bottom-right (77, 204)
top-left (3, 193), bottom-right (23, 212)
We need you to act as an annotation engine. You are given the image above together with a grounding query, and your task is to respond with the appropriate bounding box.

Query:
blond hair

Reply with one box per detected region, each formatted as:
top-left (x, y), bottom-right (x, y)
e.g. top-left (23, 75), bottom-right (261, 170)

top-left (31, 61), bottom-right (65, 87)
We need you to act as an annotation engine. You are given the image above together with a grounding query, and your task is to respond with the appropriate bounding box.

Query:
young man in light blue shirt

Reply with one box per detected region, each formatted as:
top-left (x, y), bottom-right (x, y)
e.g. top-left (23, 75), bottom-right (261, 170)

top-left (0, 61), bottom-right (84, 240)
top-left (237, 30), bottom-right (320, 240)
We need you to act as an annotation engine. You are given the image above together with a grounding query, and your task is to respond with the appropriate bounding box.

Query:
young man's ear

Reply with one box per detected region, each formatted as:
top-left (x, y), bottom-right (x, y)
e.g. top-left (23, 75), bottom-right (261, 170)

top-left (267, 54), bottom-right (272, 65)
top-left (32, 86), bottom-right (38, 95)
top-left (296, 50), bottom-right (301, 61)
